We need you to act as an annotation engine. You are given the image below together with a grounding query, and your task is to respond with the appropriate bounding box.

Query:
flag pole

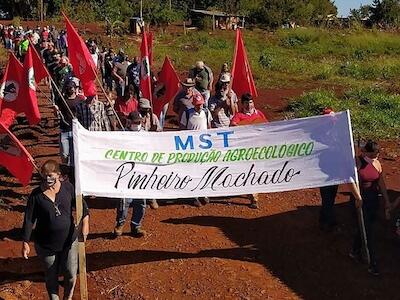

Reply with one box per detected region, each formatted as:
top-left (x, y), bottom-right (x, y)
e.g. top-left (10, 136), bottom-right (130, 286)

top-left (347, 110), bottom-right (370, 265)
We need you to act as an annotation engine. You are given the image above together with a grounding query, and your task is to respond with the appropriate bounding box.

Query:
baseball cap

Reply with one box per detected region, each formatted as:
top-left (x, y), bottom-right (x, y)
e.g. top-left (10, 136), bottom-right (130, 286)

top-left (192, 93), bottom-right (205, 105)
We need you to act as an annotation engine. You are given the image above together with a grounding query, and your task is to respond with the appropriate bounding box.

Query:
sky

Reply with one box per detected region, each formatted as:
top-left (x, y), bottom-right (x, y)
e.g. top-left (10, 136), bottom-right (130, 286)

top-left (334, 0), bottom-right (374, 17)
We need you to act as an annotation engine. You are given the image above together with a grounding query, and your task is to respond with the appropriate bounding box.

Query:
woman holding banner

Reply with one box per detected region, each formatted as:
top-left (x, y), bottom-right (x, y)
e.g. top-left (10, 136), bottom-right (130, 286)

top-left (21, 160), bottom-right (89, 300)
top-left (350, 140), bottom-right (390, 276)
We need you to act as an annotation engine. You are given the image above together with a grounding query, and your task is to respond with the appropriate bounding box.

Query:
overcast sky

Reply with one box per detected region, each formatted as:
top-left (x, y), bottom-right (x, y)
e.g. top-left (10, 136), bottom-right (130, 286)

top-left (334, 0), bottom-right (374, 17)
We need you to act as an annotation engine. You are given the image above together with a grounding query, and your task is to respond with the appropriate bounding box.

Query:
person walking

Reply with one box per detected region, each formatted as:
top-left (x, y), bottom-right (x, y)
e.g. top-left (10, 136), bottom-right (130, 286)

top-left (113, 111), bottom-right (148, 237)
top-left (21, 160), bottom-right (89, 300)
top-left (350, 140), bottom-right (390, 276)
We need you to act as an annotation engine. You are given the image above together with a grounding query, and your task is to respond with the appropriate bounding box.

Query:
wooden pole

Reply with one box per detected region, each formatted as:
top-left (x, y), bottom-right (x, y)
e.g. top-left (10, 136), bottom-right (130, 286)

top-left (93, 72), bottom-right (125, 130)
top-left (347, 110), bottom-right (370, 265)
top-left (76, 193), bottom-right (88, 300)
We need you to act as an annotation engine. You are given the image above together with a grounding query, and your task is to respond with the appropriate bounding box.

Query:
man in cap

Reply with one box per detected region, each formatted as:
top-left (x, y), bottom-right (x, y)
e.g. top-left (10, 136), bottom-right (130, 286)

top-left (138, 98), bottom-right (162, 132)
top-left (137, 98), bottom-right (161, 209)
top-left (114, 111), bottom-right (148, 237)
top-left (180, 93), bottom-right (212, 131)
top-left (173, 78), bottom-right (200, 123)
top-left (208, 73), bottom-right (238, 128)
top-left (189, 60), bottom-right (213, 106)
top-left (180, 93), bottom-right (211, 207)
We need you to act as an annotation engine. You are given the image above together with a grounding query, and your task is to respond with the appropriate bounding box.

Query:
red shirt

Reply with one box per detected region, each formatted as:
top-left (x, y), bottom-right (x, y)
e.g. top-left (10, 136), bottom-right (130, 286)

top-left (230, 109), bottom-right (268, 126)
top-left (114, 97), bottom-right (138, 116)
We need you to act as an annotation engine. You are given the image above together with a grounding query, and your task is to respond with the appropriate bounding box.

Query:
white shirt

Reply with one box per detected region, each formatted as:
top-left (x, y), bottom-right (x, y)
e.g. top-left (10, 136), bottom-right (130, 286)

top-left (180, 108), bottom-right (212, 130)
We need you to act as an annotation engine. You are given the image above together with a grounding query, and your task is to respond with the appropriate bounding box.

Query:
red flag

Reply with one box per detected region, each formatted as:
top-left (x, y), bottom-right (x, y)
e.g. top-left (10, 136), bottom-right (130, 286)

top-left (140, 32), bottom-right (152, 102)
top-left (153, 56), bottom-right (180, 118)
top-left (30, 44), bottom-right (50, 83)
top-left (0, 53), bottom-right (22, 127)
top-left (0, 122), bottom-right (34, 186)
top-left (0, 51), bottom-right (40, 125)
top-left (63, 12), bottom-right (97, 96)
top-left (147, 31), bottom-right (154, 67)
top-left (231, 29), bottom-right (258, 99)
top-left (0, 109), bottom-right (17, 128)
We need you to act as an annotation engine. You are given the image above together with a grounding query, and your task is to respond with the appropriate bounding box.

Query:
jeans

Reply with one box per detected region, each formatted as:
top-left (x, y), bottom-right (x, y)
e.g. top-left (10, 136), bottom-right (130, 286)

top-left (319, 185), bottom-right (338, 226)
top-left (352, 192), bottom-right (379, 265)
top-left (35, 239), bottom-right (78, 300)
top-left (116, 198), bottom-right (146, 230)
top-left (60, 131), bottom-right (74, 166)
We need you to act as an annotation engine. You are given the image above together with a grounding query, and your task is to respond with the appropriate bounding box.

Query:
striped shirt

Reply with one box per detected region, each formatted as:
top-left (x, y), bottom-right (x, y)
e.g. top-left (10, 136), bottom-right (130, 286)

top-left (75, 99), bottom-right (112, 131)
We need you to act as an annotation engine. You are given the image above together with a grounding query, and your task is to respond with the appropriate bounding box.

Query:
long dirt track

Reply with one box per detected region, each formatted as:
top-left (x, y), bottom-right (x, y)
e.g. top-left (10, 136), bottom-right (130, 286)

top-left (0, 82), bottom-right (400, 299)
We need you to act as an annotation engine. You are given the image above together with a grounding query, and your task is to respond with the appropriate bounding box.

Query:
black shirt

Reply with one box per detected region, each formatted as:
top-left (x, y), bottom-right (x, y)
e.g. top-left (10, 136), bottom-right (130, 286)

top-left (22, 181), bottom-right (89, 252)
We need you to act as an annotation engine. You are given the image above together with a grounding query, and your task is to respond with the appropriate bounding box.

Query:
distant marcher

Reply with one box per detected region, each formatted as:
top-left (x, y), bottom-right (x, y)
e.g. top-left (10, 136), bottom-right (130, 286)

top-left (112, 53), bottom-right (130, 98)
top-left (189, 61), bottom-right (213, 106)
top-left (126, 56), bottom-right (141, 99)
top-left (22, 160), bottom-right (89, 300)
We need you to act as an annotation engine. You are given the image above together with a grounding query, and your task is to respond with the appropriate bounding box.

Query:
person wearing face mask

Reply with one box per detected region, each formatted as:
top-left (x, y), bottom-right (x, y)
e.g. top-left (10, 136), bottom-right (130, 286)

top-left (208, 74), bottom-right (238, 128)
top-left (113, 111), bottom-right (149, 237)
top-left (230, 93), bottom-right (268, 209)
top-left (21, 160), bottom-right (89, 300)
top-left (349, 140), bottom-right (390, 276)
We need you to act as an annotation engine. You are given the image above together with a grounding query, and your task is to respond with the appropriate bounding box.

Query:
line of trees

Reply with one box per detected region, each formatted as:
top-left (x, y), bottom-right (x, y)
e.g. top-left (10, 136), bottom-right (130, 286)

top-left (5, 0), bottom-right (400, 29)
top-left (351, 0), bottom-right (400, 28)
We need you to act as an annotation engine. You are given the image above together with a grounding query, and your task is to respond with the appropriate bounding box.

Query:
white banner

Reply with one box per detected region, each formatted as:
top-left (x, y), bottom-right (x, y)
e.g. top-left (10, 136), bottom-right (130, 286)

top-left (73, 111), bottom-right (357, 199)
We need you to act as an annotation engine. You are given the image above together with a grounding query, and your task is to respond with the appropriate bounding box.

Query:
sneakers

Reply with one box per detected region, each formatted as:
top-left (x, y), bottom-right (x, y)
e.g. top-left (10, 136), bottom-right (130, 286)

top-left (193, 198), bottom-right (202, 207)
top-left (193, 197), bottom-right (209, 207)
top-left (113, 224), bottom-right (124, 237)
top-left (149, 199), bottom-right (159, 209)
top-left (131, 227), bottom-right (146, 238)
top-left (368, 264), bottom-right (380, 276)
top-left (249, 194), bottom-right (259, 209)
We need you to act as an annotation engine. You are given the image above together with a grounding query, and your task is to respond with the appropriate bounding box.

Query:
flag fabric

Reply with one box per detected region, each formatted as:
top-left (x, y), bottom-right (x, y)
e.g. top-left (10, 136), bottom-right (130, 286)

top-left (231, 29), bottom-right (258, 99)
top-left (63, 12), bottom-right (97, 96)
top-left (0, 109), bottom-right (17, 128)
top-left (0, 122), bottom-right (34, 186)
top-left (153, 56), bottom-right (180, 118)
top-left (30, 43), bottom-right (50, 83)
top-left (0, 51), bottom-right (40, 125)
top-left (0, 53), bottom-right (22, 128)
top-left (140, 31), bottom-right (153, 102)
top-left (147, 31), bottom-right (154, 67)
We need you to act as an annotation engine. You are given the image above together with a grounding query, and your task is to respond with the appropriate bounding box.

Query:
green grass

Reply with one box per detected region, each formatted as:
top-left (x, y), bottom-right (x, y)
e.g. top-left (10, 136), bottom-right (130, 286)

top-left (288, 88), bottom-right (400, 139)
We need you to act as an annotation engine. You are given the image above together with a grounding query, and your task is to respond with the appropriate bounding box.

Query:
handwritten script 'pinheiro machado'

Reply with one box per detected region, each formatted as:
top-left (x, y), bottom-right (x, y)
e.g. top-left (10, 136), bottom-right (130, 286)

top-left (73, 112), bottom-right (357, 198)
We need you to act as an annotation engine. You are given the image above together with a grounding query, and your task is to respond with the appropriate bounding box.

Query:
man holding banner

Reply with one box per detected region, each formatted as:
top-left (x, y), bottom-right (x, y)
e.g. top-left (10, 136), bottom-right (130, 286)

top-left (230, 93), bottom-right (268, 208)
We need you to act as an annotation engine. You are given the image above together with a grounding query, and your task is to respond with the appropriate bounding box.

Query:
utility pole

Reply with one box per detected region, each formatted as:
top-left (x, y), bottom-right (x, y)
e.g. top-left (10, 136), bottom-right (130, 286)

top-left (140, 0), bottom-right (143, 20)
top-left (40, 0), bottom-right (44, 22)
